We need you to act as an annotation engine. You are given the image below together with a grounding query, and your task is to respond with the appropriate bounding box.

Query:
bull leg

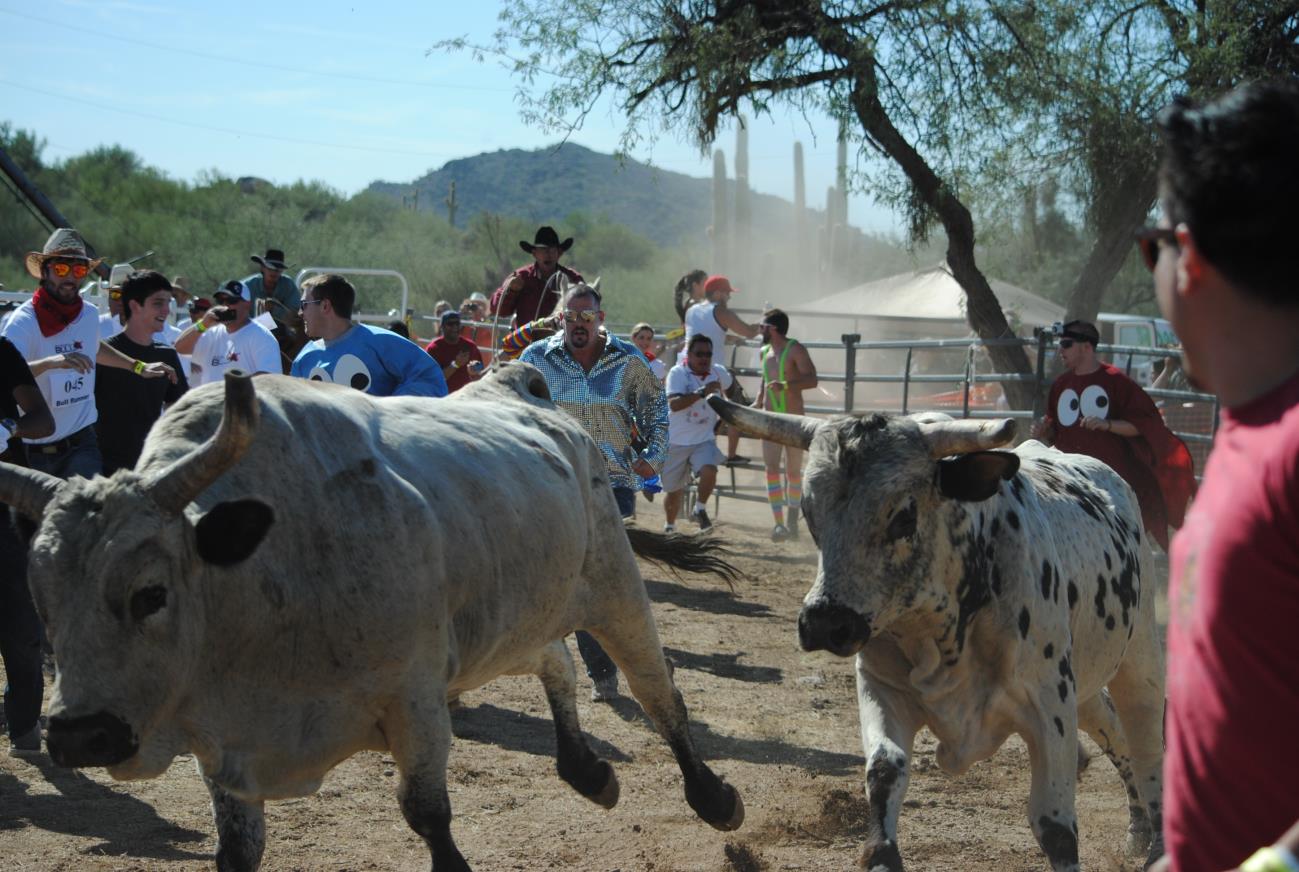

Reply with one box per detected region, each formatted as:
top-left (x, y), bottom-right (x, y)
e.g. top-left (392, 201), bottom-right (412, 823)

top-left (1021, 694), bottom-right (1081, 872)
top-left (855, 664), bottom-right (921, 872)
top-left (533, 640), bottom-right (619, 807)
top-left (202, 774), bottom-right (265, 872)
top-left (580, 614), bottom-right (743, 831)
top-left (1076, 690), bottom-right (1151, 856)
top-left (383, 689), bottom-right (470, 872)
top-left (1103, 585), bottom-right (1166, 869)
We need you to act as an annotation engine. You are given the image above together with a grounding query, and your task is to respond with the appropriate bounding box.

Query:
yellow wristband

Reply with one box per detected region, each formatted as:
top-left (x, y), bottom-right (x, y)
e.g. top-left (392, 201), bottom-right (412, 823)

top-left (195, 320), bottom-right (207, 333)
top-left (132, 360), bottom-right (146, 375)
top-left (1244, 846), bottom-right (1299, 872)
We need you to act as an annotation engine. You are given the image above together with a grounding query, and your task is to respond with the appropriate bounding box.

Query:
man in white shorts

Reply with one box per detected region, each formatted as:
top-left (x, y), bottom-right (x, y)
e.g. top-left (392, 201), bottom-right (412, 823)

top-left (662, 334), bottom-right (732, 532)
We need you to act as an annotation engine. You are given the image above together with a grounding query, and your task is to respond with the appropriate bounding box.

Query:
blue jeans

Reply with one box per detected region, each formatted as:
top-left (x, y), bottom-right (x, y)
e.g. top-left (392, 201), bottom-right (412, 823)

top-left (0, 510), bottom-right (41, 739)
top-left (25, 426), bottom-right (102, 481)
top-left (574, 484), bottom-right (638, 683)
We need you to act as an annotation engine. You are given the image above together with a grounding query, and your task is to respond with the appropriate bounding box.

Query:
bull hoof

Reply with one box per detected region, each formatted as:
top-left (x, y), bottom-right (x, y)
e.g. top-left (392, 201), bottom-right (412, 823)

top-left (588, 765), bottom-right (620, 809)
top-left (860, 840), bottom-right (903, 872)
top-left (706, 784), bottom-right (744, 832)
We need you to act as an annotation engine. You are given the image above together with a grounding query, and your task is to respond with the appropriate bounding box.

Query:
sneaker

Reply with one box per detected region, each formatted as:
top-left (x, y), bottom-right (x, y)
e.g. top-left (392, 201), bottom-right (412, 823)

top-left (591, 675), bottom-right (619, 702)
top-left (771, 523), bottom-right (790, 543)
top-left (692, 505), bottom-right (712, 530)
top-left (724, 454), bottom-right (750, 466)
top-left (663, 523), bottom-right (676, 534)
top-left (8, 724), bottom-right (41, 758)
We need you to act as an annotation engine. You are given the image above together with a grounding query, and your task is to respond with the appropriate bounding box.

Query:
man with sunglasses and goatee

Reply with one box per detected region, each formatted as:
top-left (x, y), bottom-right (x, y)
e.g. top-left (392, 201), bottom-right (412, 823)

top-left (4, 229), bottom-right (175, 481)
top-left (1030, 318), bottom-right (1194, 553)
top-left (520, 280), bottom-right (668, 703)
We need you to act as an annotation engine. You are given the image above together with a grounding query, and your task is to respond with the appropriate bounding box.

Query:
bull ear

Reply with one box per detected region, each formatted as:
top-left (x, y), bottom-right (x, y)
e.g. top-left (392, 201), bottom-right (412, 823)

top-left (194, 500), bottom-right (274, 567)
top-left (936, 451), bottom-right (1020, 502)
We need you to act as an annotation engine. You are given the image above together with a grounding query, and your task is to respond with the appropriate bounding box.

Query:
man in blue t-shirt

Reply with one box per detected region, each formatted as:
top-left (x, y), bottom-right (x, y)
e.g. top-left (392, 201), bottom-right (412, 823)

top-left (290, 274), bottom-right (446, 398)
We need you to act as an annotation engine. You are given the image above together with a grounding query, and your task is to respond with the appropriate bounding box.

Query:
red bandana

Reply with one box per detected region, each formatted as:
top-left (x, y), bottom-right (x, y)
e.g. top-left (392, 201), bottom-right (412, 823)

top-left (32, 286), bottom-right (85, 338)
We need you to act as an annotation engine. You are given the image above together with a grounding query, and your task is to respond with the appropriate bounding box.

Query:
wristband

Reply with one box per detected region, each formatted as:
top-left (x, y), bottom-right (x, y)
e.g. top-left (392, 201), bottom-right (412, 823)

top-left (195, 320), bottom-right (207, 333)
top-left (0, 417), bottom-right (16, 440)
top-left (132, 360), bottom-right (146, 375)
top-left (1244, 846), bottom-right (1299, 872)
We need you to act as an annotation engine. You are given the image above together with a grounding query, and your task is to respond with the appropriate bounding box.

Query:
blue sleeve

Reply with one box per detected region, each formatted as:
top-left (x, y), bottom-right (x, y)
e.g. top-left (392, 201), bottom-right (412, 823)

top-left (381, 332), bottom-right (447, 398)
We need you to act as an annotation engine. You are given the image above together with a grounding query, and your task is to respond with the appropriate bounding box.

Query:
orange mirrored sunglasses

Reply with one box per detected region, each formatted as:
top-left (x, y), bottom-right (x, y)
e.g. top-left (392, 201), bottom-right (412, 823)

top-left (48, 262), bottom-right (90, 279)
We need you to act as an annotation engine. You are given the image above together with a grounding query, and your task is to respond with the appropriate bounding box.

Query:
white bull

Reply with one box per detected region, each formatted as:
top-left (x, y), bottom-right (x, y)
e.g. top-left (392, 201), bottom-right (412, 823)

top-left (0, 365), bottom-right (743, 871)
top-left (710, 398), bottom-right (1164, 872)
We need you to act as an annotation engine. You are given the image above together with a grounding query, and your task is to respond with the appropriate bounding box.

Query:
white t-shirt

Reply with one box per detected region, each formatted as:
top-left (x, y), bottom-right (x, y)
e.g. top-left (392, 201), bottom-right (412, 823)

top-left (2, 300), bottom-right (102, 443)
top-left (191, 320), bottom-right (280, 386)
top-left (666, 362), bottom-right (733, 446)
top-left (682, 300), bottom-right (728, 365)
top-left (99, 312), bottom-right (124, 340)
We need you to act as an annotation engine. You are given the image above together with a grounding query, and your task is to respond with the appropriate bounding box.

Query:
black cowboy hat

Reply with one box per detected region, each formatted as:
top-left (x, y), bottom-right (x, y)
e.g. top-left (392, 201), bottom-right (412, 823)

top-left (519, 226), bottom-right (574, 255)
top-left (250, 248), bottom-right (291, 271)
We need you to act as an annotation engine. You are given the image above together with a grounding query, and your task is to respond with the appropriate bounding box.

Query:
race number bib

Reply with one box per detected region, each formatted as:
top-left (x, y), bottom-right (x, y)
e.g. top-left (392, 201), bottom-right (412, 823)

top-left (50, 370), bottom-right (92, 411)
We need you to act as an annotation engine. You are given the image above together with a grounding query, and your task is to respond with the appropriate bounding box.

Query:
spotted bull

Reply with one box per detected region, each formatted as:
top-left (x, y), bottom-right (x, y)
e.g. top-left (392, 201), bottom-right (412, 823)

top-left (710, 398), bottom-right (1164, 872)
top-left (0, 365), bottom-right (744, 872)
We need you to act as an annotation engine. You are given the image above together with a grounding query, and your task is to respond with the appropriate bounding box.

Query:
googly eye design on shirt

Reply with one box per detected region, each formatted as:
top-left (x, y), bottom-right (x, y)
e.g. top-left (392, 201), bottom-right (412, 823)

top-left (1080, 384), bottom-right (1111, 420)
top-left (332, 354), bottom-right (373, 393)
top-left (1056, 388), bottom-right (1081, 426)
top-left (307, 365), bottom-right (332, 383)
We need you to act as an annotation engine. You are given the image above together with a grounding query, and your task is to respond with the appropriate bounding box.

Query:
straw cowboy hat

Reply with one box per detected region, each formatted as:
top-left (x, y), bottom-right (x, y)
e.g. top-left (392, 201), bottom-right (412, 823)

top-left (519, 226), bottom-right (573, 254)
top-left (25, 228), bottom-right (102, 279)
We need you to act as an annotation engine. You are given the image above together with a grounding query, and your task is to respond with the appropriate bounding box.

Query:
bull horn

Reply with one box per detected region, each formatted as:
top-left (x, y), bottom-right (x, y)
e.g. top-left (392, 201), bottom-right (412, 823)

top-left (147, 371), bottom-right (259, 515)
top-left (0, 463), bottom-right (63, 520)
top-left (917, 417), bottom-right (1017, 458)
top-left (706, 395), bottom-right (819, 449)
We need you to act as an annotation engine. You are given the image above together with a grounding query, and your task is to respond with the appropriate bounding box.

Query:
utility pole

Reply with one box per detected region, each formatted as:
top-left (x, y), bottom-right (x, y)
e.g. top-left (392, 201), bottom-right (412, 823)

top-left (0, 145), bottom-right (110, 278)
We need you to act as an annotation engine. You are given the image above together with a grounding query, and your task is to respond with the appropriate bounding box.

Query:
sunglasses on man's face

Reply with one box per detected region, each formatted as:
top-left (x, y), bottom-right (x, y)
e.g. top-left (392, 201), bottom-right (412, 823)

top-left (691, 350), bottom-right (713, 358)
top-left (563, 309), bottom-right (598, 324)
top-left (1135, 227), bottom-right (1178, 272)
top-left (48, 262), bottom-right (90, 279)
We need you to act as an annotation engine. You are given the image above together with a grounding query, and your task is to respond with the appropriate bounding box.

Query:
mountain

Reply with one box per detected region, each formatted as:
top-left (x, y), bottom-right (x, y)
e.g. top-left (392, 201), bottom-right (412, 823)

top-left (366, 142), bottom-right (816, 247)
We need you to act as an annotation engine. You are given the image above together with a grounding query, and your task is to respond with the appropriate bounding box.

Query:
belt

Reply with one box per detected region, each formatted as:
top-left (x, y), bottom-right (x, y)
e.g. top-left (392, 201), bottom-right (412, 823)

top-left (31, 426), bottom-right (93, 455)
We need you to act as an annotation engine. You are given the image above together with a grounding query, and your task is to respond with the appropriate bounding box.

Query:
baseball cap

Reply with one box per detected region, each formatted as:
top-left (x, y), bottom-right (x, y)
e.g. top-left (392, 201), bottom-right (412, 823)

top-left (440, 310), bottom-right (462, 324)
top-left (703, 275), bottom-right (737, 295)
top-left (190, 297), bottom-right (213, 314)
top-left (215, 280), bottom-right (251, 302)
top-left (1061, 320), bottom-right (1100, 344)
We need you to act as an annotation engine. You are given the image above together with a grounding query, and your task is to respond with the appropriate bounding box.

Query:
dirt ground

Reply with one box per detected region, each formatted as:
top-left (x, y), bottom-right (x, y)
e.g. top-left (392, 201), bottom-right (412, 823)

top-left (1, 466), bottom-right (1154, 872)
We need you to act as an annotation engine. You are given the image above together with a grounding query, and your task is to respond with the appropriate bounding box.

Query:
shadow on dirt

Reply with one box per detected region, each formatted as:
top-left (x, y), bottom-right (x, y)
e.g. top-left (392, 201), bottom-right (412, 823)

top-left (451, 703), bottom-right (632, 763)
top-left (645, 578), bottom-right (773, 618)
top-left (663, 646), bottom-right (783, 684)
top-left (0, 760), bottom-right (209, 860)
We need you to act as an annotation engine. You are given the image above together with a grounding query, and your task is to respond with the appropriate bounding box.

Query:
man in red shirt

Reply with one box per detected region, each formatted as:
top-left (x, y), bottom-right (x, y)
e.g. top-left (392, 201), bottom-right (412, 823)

top-left (1145, 79), bottom-right (1299, 872)
top-left (1032, 318), bottom-right (1195, 551)
top-left (424, 310), bottom-right (483, 392)
top-left (489, 226), bottom-right (583, 326)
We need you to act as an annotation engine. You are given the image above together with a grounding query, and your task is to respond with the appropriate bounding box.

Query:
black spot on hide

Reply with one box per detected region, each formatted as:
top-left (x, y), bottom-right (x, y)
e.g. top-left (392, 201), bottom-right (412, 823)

top-left (1006, 510), bottom-right (1021, 531)
top-left (1067, 582), bottom-right (1078, 609)
top-left (1040, 560), bottom-right (1053, 599)
top-left (1094, 574), bottom-right (1108, 618)
top-left (1037, 816), bottom-right (1079, 867)
top-left (954, 534), bottom-right (993, 653)
top-left (1058, 654), bottom-right (1075, 687)
top-left (1054, 717), bottom-right (1065, 737)
top-left (359, 459), bottom-right (376, 476)
top-left (1018, 607), bottom-right (1030, 639)
top-left (1065, 481), bottom-right (1103, 521)
top-left (1043, 643), bottom-right (1054, 659)
top-left (1058, 681), bottom-right (1069, 702)
top-left (1106, 615), bottom-right (1116, 631)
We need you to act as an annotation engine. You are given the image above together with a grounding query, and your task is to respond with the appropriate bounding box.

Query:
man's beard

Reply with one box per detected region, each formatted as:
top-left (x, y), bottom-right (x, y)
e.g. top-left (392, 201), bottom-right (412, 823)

top-left (567, 327), bottom-right (591, 349)
top-left (42, 277), bottom-right (80, 303)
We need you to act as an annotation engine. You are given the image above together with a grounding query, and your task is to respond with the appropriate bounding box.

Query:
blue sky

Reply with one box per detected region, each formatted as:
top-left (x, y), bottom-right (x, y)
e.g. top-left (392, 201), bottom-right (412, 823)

top-left (0, 0), bottom-right (900, 235)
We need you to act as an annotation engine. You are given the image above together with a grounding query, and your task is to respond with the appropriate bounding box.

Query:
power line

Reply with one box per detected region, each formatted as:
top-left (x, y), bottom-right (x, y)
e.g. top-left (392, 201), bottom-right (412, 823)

top-left (0, 7), bottom-right (513, 94)
top-left (0, 79), bottom-right (466, 160)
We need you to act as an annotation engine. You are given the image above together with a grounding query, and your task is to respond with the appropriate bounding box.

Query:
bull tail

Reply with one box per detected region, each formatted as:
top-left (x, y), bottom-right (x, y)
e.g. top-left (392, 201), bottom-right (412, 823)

top-left (625, 526), bottom-right (743, 588)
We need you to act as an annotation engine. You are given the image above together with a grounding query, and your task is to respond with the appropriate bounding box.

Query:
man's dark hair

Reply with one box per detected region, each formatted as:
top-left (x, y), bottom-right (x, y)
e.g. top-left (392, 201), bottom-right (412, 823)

top-left (762, 308), bottom-right (789, 337)
top-left (1157, 78), bottom-right (1299, 305)
top-left (386, 320), bottom-right (410, 338)
top-left (303, 274), bottom-right (355, 318)
top-left (120, 270), bottom-right (173, 315)
top-left (687, 333), bottom-right (714, 354)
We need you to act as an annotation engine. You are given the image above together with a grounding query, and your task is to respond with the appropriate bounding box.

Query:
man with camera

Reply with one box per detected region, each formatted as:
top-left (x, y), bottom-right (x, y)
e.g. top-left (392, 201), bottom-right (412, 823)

top-left (174, 279), bottom-right (280, 386)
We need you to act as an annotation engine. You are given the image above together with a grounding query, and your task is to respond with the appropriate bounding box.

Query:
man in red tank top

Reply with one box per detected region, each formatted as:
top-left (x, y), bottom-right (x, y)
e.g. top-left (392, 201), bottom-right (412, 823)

top-left (1147, 78), bottom-right (1299, 872)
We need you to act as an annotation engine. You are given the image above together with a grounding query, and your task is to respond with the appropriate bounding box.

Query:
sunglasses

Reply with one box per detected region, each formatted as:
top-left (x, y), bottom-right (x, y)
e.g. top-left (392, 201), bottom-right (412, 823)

top-left (48, 262), bottom-right (90, 279)
top-left (563, 309), bottom-right (598, 324)
top-left (691, 350), bottom-right (713, 357)
top-left (1135, 227), bottom-right (1178, 271)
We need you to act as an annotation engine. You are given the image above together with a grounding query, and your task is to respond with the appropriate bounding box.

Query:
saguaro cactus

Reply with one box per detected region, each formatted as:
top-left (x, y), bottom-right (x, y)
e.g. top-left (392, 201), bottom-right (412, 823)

top-left (446, 181), bottom-right (459, 227)
top-left (734, 118), bottom-right (751, 268)
top-left (793, 142), bottom-right (808, 277)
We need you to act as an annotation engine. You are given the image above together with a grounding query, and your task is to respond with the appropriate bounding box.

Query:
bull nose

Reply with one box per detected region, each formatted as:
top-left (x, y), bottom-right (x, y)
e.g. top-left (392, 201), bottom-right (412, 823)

top-left (798, 602), bottom-right (871, 656)
top-left (46, 711), bottom-right (138, 768)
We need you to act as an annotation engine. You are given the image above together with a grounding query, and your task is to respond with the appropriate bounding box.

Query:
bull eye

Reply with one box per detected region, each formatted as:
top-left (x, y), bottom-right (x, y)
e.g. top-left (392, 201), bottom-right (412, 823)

top-left (129, 585), bottom-right (168, 622)
top-left (886, 503), bottom-right (918, 541)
